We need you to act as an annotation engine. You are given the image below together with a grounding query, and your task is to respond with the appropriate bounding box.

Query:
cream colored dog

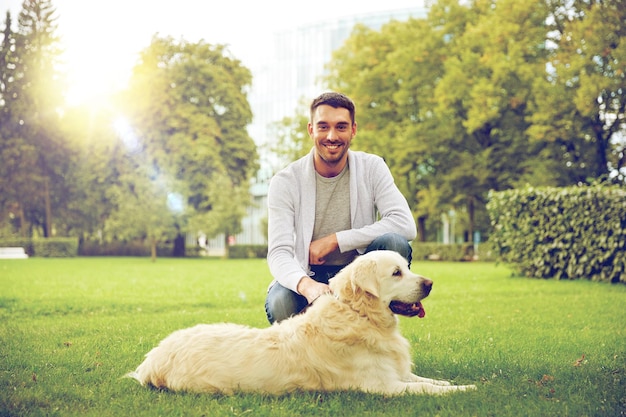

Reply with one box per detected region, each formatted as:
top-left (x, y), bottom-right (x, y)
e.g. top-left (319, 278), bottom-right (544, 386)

top-left (128, 250), bottom-right (476, 395)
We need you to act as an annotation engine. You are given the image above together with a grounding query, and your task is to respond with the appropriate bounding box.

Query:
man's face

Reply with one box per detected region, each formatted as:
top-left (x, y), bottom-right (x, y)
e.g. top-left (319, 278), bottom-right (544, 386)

top-left (308, 104), bottom-right (356, 174)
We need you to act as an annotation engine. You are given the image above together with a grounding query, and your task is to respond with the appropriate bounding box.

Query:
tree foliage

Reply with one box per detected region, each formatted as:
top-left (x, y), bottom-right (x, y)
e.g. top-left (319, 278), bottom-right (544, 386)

top-left (3, 0), bottom-right (625, 251)
top-left (529, 0), bottom-right (626, 182)
top-left (1, 5), bottom-right (259, 255)
top-left (0, 0), bottom-right (68, 238)
top-left (116, 36), bottom-right (259, 250)
top-left (267, 111), bottom-right (310, 171)
top-left (323, 0), bottom-right (626, 242)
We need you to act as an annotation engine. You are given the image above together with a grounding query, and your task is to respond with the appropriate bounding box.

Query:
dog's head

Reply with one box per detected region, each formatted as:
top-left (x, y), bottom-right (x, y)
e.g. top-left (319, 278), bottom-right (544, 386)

top-left (329, 250), bottom-right (433, 320)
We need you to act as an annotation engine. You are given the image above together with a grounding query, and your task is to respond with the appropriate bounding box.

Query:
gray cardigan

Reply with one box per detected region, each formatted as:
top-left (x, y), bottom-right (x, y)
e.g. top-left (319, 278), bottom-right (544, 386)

top-left (266, 148), bottom-right (417, 293)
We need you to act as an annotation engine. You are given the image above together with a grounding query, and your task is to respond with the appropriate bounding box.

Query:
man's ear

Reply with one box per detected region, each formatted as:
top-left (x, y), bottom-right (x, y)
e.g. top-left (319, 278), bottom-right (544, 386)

top-left (350, 257), bottom-right (380, 298)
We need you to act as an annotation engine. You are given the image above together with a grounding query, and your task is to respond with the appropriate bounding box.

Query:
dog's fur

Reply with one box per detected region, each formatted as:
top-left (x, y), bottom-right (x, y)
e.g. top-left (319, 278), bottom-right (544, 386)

top-left (128, 250), bottom-right (476, 395)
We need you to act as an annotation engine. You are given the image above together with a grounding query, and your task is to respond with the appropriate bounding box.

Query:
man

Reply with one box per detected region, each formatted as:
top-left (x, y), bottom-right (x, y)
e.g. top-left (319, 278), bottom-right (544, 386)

top-left (265, 92), bottom-right (416, 324)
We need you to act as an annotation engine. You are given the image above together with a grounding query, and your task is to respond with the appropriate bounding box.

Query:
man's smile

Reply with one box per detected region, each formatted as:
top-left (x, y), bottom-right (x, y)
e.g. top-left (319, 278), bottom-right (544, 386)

top-left (324, 143), bottom-right (342, 150)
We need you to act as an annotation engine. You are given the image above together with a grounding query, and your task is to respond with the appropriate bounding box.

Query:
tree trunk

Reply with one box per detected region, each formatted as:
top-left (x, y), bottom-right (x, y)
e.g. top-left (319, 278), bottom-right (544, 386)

top-left (173, 233), bottom-right (185, 257)
top-left (592, 119), bottom-right (609, 178)
top-left (44, 177), bottom-right (52, 237)
top-left (417, 216), bottom-right (427, 242)
top-left (467, 196), bottom-right (475, 243)
top-left (17, 203), bottom-right (27, 238)
top-left (223, 231), bottom-right (231, 259)
top-left (150, 236), bottom-right (157, 262)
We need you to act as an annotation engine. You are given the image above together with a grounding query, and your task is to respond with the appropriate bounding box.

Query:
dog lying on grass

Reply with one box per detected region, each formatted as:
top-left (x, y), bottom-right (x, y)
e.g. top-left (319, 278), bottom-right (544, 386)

top-left (128, 250), bottom-right (476, 395)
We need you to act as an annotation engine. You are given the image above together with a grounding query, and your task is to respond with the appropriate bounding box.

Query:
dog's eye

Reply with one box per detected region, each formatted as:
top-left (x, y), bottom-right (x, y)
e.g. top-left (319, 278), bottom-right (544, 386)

top-left (392, 268), bottom-right (402, 277)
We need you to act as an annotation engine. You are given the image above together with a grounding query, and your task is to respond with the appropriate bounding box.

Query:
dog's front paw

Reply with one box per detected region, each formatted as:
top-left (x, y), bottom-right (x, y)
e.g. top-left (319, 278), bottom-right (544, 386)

top-left (432, 379), bottom-right (452, 386)
top-left (408, 375), bottom-right (452, 386)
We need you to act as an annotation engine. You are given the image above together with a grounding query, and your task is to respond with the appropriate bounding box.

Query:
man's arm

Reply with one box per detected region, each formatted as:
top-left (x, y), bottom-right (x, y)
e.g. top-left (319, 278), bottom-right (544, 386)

top-left (266, 169), bottom-right (312, 293)
top-left (336, 155), bottom-right (416, 252)
top-left (308, 233), bottom-right (338, 265)
top-left (297, 275), bottom-right (331, 304)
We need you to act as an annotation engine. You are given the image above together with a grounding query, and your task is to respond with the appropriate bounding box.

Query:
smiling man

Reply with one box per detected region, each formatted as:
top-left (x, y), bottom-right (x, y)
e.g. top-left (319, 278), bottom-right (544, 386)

top-left (265, 92), bottom-right (417, 324)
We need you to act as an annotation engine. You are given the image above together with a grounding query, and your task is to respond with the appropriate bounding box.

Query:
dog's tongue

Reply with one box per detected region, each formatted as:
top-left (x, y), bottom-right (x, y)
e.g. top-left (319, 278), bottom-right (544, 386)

top-left (389, 301), bottom-right (425, 318)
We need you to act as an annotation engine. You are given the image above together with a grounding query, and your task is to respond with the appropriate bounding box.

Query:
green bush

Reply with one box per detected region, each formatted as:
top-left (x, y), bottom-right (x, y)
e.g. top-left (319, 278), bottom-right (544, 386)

top-left (0, 238), bottom-right (80, 257)
top-left (228, 243), bottom-right (497, 262)
top-left (229, 243), bottom-right (489, 261)
top-left (32, 237), bottom-right (79, 257)
top-left (78, 239), bottom-right (173, 257)
top-left (487, 184), bottom-right (626, 283)
top-left (228, 244), bottom-right (268, 259)
top-left (0, 238), bottom-right (34, 256)
top-left (411, 242), bottom-right (476, 261)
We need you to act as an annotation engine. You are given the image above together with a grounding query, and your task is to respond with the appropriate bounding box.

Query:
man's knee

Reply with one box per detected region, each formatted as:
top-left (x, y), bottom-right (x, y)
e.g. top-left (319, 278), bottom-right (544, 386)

top-left (265, 282), bottom-right (306, 324)
top-left (365, 233), bottom-right (413, 266)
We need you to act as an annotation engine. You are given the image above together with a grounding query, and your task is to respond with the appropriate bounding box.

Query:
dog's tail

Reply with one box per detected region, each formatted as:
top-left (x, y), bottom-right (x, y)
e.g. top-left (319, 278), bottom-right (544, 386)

top-left (125, 351), bottom-right (168, 389)
top-left (124, 371), bottom-right (144, 385)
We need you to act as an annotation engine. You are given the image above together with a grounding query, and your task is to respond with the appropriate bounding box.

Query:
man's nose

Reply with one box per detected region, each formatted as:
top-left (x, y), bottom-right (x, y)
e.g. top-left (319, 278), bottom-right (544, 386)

top-left (326, 128), bottom-right (339, 140)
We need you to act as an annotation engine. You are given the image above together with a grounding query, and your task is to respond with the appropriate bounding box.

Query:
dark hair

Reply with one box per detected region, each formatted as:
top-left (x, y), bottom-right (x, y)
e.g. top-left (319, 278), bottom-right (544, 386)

top-left (310, 92), bottom-right (356, 125)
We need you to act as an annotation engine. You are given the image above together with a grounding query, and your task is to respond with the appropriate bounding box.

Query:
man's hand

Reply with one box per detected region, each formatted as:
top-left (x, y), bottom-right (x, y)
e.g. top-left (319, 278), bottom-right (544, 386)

top-left (309, 234), bottom-right (339, 265)
top-left (297, 276), bottom-right (332, 304)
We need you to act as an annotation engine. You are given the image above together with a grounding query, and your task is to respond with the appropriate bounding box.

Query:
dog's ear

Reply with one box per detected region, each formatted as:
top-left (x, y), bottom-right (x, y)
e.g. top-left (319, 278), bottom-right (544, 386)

top-left (350, 257), bottom-right (380, 298)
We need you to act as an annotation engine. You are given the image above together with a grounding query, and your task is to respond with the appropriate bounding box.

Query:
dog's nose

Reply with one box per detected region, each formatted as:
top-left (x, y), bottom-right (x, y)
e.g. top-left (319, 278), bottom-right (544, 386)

top-left (422, 279), bottom-right (433, 295)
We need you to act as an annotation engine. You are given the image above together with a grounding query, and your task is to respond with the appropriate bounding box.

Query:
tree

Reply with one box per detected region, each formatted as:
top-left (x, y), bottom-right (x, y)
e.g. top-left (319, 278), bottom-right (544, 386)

top-left (104, 132), bottom-right (183, 262)
top-left (0, 10), bottom-right (34, 237)
top-left (428, 0), bottom-right (554, 240)
top-left (324, 0), bottom-right (620, 242)
top-left (0, 11), bottom-right (16, 130)
top-left (57, 104), bottom-right (126, 239)
top-left (118, 36), bottom-right (258, 254)
top-left (324, 19), bottom-right (443, 240)
top-left (529, 0), bottom-right (626, 183)
top-left (0, 0), bottom-right (68, 238)
top-left (267, 111), bottom-right (310, 171)
top-left (325, 2), bottom-right (516, 241)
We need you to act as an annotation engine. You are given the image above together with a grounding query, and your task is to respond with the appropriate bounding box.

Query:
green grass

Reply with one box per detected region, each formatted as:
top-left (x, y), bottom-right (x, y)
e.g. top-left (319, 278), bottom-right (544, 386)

top-left (0, 257), bottom-right (624, 417)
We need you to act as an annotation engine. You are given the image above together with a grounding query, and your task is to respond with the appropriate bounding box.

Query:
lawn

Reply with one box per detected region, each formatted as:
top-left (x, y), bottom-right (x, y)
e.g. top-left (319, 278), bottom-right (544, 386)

top-left (0, 257), bottom-right (624, 417)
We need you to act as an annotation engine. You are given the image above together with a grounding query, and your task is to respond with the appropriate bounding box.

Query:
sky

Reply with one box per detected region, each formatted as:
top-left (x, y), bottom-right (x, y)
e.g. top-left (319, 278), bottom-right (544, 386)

top-left (3, 0), bottom-right (422, 105)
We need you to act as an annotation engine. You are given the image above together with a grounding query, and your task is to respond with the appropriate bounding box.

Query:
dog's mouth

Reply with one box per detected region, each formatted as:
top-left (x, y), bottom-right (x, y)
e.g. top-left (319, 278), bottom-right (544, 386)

top-left (389, 301), bottom-right (425, 318)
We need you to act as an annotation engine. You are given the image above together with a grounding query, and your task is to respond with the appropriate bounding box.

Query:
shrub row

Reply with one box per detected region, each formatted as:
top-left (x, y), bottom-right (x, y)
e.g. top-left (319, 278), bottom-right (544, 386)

top-left (412, 242), bottom-right (478, 261)
top-left (487, 184), bottom-right (626, 283)
top-left (0, 239), bottom-right (494, 263)
top-left (78, 240), bottom-right (174, 257)
top-left (228, 243), bottom-right (494, 262)
top-left (228, 245), bottom-right (268, 259)
top-left (0, 237), bottom-right (78, 257)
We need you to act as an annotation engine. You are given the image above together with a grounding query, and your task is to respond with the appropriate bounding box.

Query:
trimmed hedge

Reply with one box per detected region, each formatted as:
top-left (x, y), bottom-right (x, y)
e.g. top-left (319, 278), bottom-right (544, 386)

top-left (411, 242), bottom-right (478, 261)
top-left (0, 238), bottom-right (78, 257)
top-left (0, 238), bottom-right (34, 256)
top-left (78, 240), bottom-right (173, 257)
top-left (33, 238), bottom-right (79, 257)
top-left (487, 184), bottom-right (626, 283)
top-left (228, 245), bottom-right (268, 259)
top-left (228, 244), bottom-right (492, 261)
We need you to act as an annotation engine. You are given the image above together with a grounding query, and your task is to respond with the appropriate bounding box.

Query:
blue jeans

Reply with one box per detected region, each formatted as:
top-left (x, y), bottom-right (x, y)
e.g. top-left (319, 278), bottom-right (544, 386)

top-left (264, 233), bottom-right (412, 324)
